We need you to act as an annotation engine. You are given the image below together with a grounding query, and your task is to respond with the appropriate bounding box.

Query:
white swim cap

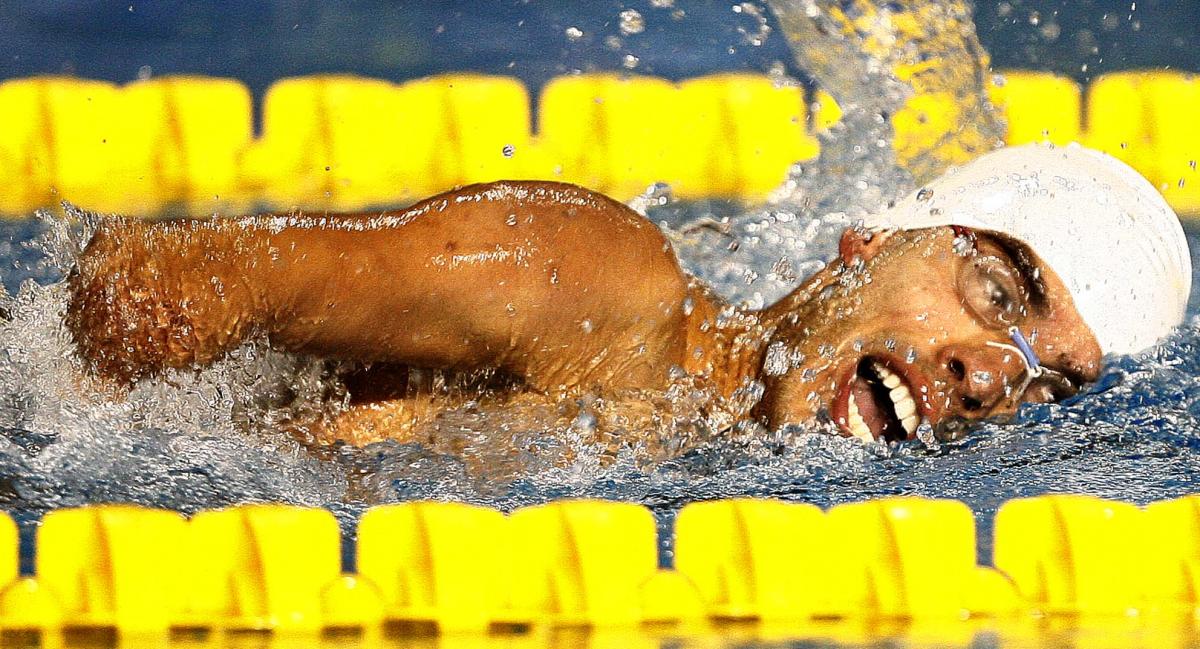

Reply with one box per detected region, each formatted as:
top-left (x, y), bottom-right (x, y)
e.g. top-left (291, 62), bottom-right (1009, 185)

top-left (864, 142), bottom-right (1191, 356)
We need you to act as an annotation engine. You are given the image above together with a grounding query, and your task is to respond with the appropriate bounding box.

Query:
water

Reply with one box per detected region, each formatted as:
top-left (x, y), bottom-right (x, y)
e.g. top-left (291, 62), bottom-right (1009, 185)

top-left (0, 0), bottom-right (1197, 579)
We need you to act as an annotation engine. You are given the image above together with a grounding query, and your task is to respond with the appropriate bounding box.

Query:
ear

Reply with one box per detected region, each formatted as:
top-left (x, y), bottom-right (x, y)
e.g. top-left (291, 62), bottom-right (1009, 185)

top-left (838, 227), bottom-right (891, 264)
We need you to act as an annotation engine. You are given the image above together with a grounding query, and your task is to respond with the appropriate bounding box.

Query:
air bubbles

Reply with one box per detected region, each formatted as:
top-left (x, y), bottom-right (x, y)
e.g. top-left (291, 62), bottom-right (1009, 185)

top-left (732, 2), bottom-right (771, 46)
top-left (618, 9), bottom-right (645, 35)
top-left (564, 26), bottom-right (584, 41)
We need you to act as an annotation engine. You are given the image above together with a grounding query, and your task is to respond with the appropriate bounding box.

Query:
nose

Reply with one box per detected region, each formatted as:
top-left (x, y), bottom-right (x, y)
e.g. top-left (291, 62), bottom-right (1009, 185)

top-left (938, 343), bottom-right (1026, 415)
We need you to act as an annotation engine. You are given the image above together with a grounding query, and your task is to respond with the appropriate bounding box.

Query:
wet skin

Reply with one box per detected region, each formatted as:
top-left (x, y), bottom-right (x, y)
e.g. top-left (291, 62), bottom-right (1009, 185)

top-left (65, 180), bottom-right (1102, 445)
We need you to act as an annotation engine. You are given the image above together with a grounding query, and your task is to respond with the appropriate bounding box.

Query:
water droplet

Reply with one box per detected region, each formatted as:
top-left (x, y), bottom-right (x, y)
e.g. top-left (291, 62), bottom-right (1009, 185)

top-left (952, 235), bottom-right (974, 256)
top-left (622, 54), bottom-right (640, 69)
top-left (501, 144), bottom-right (515, 158)
top-left (580, 319), bottom-right (593, 334)
top-left (916, 188), bottom-right (934, 201)
top-left (916, 420), bottom-right (936, 445)
top-left (572, 410), bottom-right (598, 434)
top-left (763, 341), bottom-right (791, 376)
top-left (732, 2), bottom-right (771, 46)
top-left (618, 9), bottom-right (645, 35)
top-left (565, 26), bottom-right (584, 41)
top-left (505, 214), bottom-right (517, 226)
top-left (650, 0), bottom-right (673, 7)
top-left (682, 296), bottom-right (695, 316)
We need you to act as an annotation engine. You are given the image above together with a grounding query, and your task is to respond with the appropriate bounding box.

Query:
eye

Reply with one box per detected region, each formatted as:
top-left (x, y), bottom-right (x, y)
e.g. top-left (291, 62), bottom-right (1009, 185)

top-left (958, 255), bottom-right (1026, 327)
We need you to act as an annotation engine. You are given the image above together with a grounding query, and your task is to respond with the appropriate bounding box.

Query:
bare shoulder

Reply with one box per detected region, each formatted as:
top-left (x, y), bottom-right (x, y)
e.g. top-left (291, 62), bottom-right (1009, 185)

top-left (389, 180), bottom-right (652, 229)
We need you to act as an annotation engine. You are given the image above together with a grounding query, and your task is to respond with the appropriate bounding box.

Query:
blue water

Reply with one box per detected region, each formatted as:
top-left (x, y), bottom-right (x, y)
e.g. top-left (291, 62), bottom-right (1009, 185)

top-left (1, 1), bottom-right (1196, 100)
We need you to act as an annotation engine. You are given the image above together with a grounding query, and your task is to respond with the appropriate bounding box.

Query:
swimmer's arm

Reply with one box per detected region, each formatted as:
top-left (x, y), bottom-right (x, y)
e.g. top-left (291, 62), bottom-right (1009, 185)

top-left (258, 186), bottom-right (702, 391)
top-left (67, 182), bottom-right (708, 391)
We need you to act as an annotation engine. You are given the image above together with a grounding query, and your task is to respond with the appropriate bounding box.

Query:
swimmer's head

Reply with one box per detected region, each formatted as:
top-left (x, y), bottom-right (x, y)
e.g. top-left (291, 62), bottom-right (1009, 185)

top-left (756, 143), bottom-right (1191, 443)
top-left (865, 142), bottom-right (1191, 356)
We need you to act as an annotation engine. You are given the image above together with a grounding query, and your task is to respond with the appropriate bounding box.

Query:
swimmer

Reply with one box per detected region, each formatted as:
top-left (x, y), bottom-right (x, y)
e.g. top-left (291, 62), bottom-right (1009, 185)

top-left (65, 143), bottom-right (1191, 445)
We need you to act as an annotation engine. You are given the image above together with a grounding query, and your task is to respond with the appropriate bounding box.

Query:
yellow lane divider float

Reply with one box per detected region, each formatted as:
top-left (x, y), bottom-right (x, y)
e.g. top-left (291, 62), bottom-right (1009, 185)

top-left (0, 70), bottom-right (1196, 217)
top-left (0, 494), bottom-right (1198, 639)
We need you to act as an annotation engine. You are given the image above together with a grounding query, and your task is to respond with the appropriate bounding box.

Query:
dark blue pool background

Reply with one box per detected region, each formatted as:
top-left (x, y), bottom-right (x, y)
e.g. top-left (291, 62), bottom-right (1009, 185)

top-left (1, 0), bottom-right (1197, 114)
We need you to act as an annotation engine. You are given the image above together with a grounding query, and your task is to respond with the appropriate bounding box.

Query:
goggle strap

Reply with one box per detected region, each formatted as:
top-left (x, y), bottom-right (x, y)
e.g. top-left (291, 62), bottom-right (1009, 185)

top-left (1008, 326), bottom-right (1044, 378)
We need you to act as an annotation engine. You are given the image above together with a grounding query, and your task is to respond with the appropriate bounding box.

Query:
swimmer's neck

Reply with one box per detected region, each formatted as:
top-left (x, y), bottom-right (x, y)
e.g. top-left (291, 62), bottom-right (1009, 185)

top-left (681, 269), bottom-right (828, 398)
top-left (681, 274), bottom-right (821, 397)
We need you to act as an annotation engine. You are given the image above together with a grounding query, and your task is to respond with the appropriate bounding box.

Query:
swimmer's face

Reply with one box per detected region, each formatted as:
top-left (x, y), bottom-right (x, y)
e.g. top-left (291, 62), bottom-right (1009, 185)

top-left (758, 226), bottom-right (1103, 442)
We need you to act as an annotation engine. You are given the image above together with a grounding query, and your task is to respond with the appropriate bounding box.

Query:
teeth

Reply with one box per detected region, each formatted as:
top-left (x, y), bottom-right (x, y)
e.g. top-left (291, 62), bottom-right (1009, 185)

top-left (891, 388), bottom-right (917, 418)
top-left (847, 394), bottom-right (875, 443)
top-left (875, 361), bottom-right (920, 437)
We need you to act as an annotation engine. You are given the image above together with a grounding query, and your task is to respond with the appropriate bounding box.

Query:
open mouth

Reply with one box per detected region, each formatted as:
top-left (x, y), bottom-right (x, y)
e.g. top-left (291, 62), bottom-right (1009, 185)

top-left (839, 357), bottom-right (922, 443)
